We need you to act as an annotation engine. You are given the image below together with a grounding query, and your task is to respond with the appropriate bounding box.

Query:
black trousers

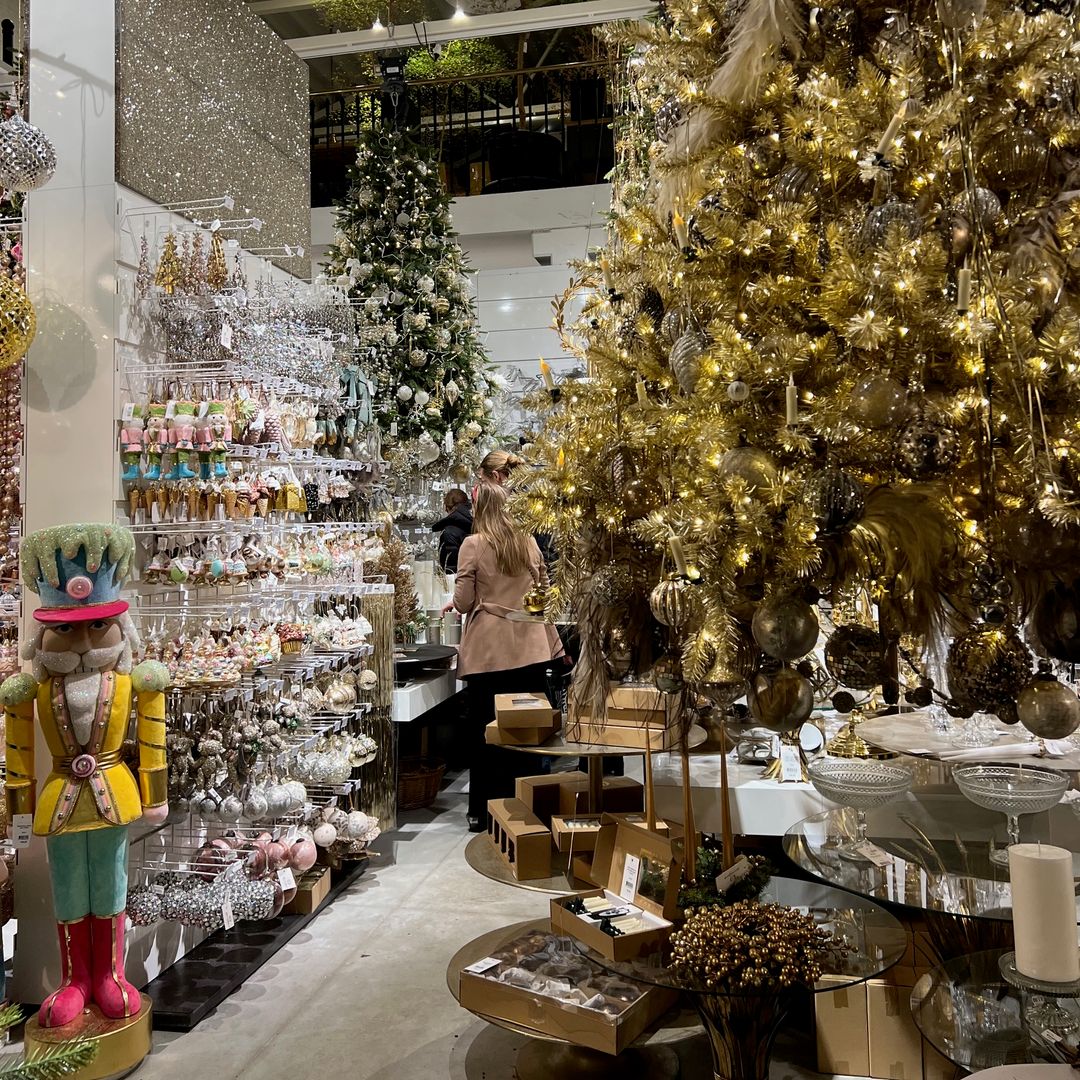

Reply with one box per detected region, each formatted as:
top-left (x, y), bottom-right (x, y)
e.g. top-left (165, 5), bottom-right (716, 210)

top-left (463, 661), bottom-right (552, 820)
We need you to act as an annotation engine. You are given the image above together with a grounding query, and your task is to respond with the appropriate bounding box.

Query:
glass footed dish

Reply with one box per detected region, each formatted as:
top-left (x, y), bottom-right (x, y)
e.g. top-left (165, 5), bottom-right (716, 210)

top-left (952, 763), bottom-right (1069, 866)
top-left (808, 759), bottom-right (914, 863)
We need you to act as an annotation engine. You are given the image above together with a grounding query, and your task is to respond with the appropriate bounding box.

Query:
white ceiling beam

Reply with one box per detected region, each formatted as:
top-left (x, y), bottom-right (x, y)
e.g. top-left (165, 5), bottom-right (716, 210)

top-left (286, 0), bottom-right (651, 58)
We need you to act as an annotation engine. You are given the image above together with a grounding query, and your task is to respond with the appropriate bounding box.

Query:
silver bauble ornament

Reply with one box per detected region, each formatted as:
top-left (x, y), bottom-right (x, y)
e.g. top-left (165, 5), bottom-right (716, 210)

top-left (726, 380), bottom-right (750, 403)
top-left (649, 574), bottom-right (702, 631)
top-left (772, 164), bottom-right (816, 203)
top-left (0, 115), bottom-right (57, 192)
top-left (719, 447), bottom-right (778, 494)
top-left (752, 595), bottom-right (819, 660)
top-left (670, 331), bottom-right (709, 395)
top-left (1016, 665), bottom-right (1080, 739)
top-left (861, 198), bottom-right (922, 248)
top-left (850, 375), bottom-right (907, 428)
top-left (749, 667), bottom-right (814, 732)
top-left (805, 467), bottom-right (865, 535)
top-left (896, 416), bottom-right (961, 478)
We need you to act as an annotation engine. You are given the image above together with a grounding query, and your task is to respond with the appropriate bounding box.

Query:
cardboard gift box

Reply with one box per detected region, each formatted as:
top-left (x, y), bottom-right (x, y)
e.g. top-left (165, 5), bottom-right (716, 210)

top-left (486, 798), bottom-right (552, 880)
top-left (495, 692), bottom-right (559, 729)
top-left (552, 813), bottom-right (667, 854)
top-left (550, 816), bottom-right (682, 961)
top-left (567, 718), bottom-right (677, 751)
top-left (559, 775), bottom-right (644, 816)
top-left (284, 865), bottom-right (331, 916)
top-left (485, 712), bottom-right (560, 747)
top-left (516, 770), bottom-right (589, 824)
top-left (458, 927), bottom-right (678, 1055)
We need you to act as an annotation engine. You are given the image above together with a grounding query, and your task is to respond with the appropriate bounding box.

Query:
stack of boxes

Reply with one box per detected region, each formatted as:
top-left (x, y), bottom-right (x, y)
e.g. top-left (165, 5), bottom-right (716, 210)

top-left (567, 684), bottom-right (677, 750)
top-left (485, 692), bottom-right (561, 746)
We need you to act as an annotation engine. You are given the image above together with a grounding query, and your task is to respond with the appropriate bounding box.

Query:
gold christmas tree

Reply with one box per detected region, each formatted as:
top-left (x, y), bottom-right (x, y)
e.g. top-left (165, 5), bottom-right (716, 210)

top-left (374, 526), bottom-right (422, 641)
top-left (206, 231), bottom-right (228, 293)
top-left (154, 231), bottom-right (182, 296)
top-left (517, 0), bottom-right (1080, 739)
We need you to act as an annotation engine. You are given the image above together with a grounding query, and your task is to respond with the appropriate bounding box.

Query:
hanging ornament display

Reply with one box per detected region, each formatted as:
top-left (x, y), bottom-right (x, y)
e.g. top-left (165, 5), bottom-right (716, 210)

top-left (1016, 661), bottom-right (1080, 739)
top-left (0, 114), bottom-right (57, 192)
top-left (1033, 580), bottom-right (1080, 662)
top-left (670, 331), bottom-right (709, 395)
top-left (804, 467), bottom-right (865, 535)
top-left (824, 625), bottom-right (886, 690)
top-left (0, 276), bottom-right (35, 371)
top-left (945, 623), bottom-right (1032, 715)
top-left (751, 594), bottom-right (819, 660)
top-left (748, 667), bottom-right (814, 732)
top-left (718, 447), bottom-right (778, 493)
top-left (860, 198), bottom-right (923, 248)
top-left (649, 573), bottom-right (702, 631)
top-left (849, 375), bottom-right (908, 428)
top-left (895, 416), bottom-right (961, 478)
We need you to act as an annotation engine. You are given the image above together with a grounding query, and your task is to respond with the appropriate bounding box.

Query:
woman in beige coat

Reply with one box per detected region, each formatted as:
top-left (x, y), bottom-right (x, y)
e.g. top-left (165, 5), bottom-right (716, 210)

top-left (454, 483), bottom-right (564, 831)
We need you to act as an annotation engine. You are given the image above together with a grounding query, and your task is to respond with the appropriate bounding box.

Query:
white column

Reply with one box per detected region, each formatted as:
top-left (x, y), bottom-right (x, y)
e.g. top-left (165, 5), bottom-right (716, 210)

top-left (15, 0), bottom-right (118, 1003)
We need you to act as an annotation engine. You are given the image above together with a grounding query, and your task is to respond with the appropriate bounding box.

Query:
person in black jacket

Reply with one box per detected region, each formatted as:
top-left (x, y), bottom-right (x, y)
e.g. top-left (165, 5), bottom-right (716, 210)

top-left (433, 488), bottom-right (472, 572)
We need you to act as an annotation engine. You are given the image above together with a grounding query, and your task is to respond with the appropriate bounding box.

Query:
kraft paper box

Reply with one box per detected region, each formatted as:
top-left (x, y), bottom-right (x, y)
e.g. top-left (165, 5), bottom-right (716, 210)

top-left (815, 974), bottom-right (870, 1078)
top-left (285, 866), bottom-right (331, 915)
top-left (516, 771), bottom-right (588, 824)
top-left (567, 718), bottom-right (676, 751)
top-left (486, 798), bottom-right (552, 880)
top-left (495, 692), bottom-right (558, 729)
top-left (558, 776), bottom-right (644, 817)
top-left (552, 814), bottom-right (669, 854)
top-left (485, 714), bottom-right (560, 747)
top-left (458, 930), bottom-right (677, 1055)
top-left (867, 974), bottom-right (924, 1080)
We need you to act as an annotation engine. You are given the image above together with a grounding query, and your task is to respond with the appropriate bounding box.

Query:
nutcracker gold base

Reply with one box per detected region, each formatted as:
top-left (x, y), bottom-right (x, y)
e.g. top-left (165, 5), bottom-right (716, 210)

top-left (24, 994), bottom-right (152, 1080)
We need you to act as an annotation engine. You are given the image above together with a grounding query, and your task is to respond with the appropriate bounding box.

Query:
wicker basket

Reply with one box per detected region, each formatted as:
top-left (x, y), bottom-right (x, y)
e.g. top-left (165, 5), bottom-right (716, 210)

top-left (397, 757), bottom-right (446, 811)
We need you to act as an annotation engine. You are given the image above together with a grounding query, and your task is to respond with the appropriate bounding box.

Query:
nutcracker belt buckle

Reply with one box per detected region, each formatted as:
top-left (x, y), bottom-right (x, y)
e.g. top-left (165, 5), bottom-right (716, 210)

top-left (70, 753), bottom-right (97, 779)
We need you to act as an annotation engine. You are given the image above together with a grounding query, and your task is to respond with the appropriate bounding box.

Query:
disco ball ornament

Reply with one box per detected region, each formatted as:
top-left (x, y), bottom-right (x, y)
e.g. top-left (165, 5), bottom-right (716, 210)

top-left (719, 446), bottom-right (778, 494)
top-left (946, 623), bottom-right (1032, 716)
top-left (649, 574), bottom-right (702, 631)
top-left (749, 667), bottom-right (814, 733)
top-left (896, 416), bottom-right (961, 478)
top-left (670, 330), bottom-right (709, 395)
top-left (861, 198), bottom-right (922, 248)
top-left (824, 624), bottom-right (886, 690)
top-left (0, 277), bottom-right (36, 370)
top-left (1034, 580), bottom-right (1080, 662)
top-left (752, 594), bottom-right (819, 660)
top-left (850, 375), bottom-right (907, 428)
top-left (982, 127), bottom-right (1047, 188)
top-left (652, 653), bottom-right (684, 694)
top-left (592, 562), bottom-right (634, 608)
top-left (1016, 662), bottom-right (1080, 740)
top-left (804, 467), bottom-right (865, 535)
top-left (0, 115), bottom-right (57, 192)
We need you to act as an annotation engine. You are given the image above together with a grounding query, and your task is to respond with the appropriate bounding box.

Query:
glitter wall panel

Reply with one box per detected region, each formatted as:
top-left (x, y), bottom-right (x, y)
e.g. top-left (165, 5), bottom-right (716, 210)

top-left (116, 0), bottom-right (310, 276)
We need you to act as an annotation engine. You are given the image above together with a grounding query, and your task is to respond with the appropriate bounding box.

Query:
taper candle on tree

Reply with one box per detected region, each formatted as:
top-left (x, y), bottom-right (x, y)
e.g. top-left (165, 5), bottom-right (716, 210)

top-left (785, 374), bottom-right (799, 426)
top-left (875, 101), bottom-right (909, 158)
top-left (669, 531), bottom-right (690, 577)
top-left (539, 358), bottom-right (555, 392)
top-left (956, 267), bottom-right (972, 313)
top-left (1008, 843), bottom-right (1080, 984)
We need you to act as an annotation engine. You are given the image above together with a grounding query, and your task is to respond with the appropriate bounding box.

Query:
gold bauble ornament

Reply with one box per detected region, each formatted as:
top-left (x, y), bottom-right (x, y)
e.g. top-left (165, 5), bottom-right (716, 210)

top-left (749, 667), bottom-right (814, 733)
top-left (849, 375), bottom-right (907, 428)
top-left (981, 127), bottom-right (1047, 187)
top-left (0, 277), bottom-right (35, 370)
top-left (622, 477), bottom-right (658, 520)
top-left (946, 623), bottom-right (1032, 716)
top-left (719, 447), bottom-right (778, 494)
top-left (649, 573), bottom-right (702, 631)
top-left (1016, 664), bottom-right (1080, 740)
top-left (752, 594), bottom-right (819, 660)
top-left (522, 583), bottom-right (547, 616)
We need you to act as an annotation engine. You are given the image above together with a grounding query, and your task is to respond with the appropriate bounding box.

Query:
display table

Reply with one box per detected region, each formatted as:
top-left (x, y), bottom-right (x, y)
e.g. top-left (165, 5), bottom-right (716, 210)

top-left (392, 668), bottom-right (462, 724)
top-left (911, 949), bottom-right (1080, 1070)
top-left (572, 877), bottom-right (906, 1080)
top-left (464, 832), bottom-right (592, 896)
top-left (446, 918), bottom-right (694, 1080)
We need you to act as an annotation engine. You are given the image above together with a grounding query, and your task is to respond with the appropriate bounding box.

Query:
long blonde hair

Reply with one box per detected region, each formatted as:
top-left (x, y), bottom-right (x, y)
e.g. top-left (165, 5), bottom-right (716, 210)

top-left (473, 483), bottom-right (531, 577)
top-left (478, 449), bottom-right (523, 485)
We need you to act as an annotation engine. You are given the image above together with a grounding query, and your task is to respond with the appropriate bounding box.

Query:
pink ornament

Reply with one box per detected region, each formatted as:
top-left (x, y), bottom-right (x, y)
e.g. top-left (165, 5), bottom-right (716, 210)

top-left (266, 841), bottom-right (288, 871)
top-left (289, 839), bottom-right (317, 873)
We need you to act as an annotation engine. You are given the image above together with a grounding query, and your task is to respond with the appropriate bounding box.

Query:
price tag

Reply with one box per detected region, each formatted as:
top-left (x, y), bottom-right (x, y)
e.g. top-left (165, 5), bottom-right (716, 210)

top-left (11, 814), bottom-right (31, 849)
top-left (121, 402), bottom-right (136, 422)
top-left (221, 894), bottom-right (235, 931)
top-left (198, 400), bottom-right (209, 418)
top-left (853, 841), bottom-right (893, 868)
top-left (277, 867), bottom-right (296, 890)
top-left (779, 745), bottom-right (803, 783)
top-left (463, 956), bottom-right (501, 975)
top-left (715, 855), bottom-right (752, 895)
top-left (164, 400), bottom-right (177, 419)
top-left (220, 322), bottom-right (233, 351)
top-left (619, 854), bottom-right (641, 902)
top-left (151, 882), bottom-right (166, 895)
top-left (225, 859), bottom-right (244, 877)
top-left (285, 825), bottom-right (298, 844)
top-left (389, 421), bottom-right (398, 437)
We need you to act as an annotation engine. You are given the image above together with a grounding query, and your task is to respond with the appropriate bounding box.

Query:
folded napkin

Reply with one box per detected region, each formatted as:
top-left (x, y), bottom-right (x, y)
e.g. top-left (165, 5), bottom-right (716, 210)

top-left (938, 739), bottom-right (1071, 762)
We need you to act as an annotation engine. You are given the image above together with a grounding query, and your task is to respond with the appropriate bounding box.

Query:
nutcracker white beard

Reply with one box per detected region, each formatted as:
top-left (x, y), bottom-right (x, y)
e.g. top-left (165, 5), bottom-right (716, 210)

top-left (24, 612), bottom-right (140, 682)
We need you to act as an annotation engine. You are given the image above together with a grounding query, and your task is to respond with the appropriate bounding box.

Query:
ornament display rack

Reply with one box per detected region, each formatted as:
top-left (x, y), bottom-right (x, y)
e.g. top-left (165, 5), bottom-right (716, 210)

top-left (113, 197), bottom-right (399, 1024)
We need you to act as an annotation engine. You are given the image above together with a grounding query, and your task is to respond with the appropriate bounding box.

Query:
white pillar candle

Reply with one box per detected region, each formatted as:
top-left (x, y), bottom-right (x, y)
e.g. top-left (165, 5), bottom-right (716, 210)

top-left (785, 374), bottom-right (799, 425)
top-left (1009, 842), bottom-right (1080, 984)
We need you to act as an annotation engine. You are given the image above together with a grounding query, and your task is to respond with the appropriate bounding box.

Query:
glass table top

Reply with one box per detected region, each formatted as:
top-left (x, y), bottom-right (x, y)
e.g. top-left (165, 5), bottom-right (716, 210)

top-left (911, 949), bottom-right (1080, 1070)
top-left (784, 786), bottom-right (1080, 922)
top-left (570, 876), bottom-right (907, 995)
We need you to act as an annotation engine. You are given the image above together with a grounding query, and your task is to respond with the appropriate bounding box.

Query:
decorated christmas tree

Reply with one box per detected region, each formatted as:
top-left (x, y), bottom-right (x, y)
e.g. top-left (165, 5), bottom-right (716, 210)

top-left (323, 129), bottom-right (496, 476)
top-left (518, 0), bottom-right (1080, 741)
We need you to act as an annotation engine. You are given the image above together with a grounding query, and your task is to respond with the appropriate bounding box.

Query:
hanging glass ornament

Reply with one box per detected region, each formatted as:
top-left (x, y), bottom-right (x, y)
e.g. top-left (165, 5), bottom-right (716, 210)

top-left (946, 623), bottom-right (1032, 716)
top-left (804, 467), bottom-right (865, 535)
top-left (660, 309), bottom-right (685, 345)
top-left (592, 562), bottom-right (634, 608)
top-left (726, 380), bottom-right (750, 403)
top-left (649, 574), bottom-right (702, 631)
top-left (444, 379), bottom-right (461, 405)
top-left (1034, 580), bottom-right (1080, 662)
top-left (670, 330), bottom-right (709, 395)
top-left (0, 276), bottom-right (35, 370)
top-left (654, 98), bottom-right (684, 144)
top-left (824, 625), bottom-right (886, 690)
top-left (718, 446), bottom-right (778, 493)
top-left (748, 667), bottom-right (814, 732)
top-left (1016, 661), bottom-right (1080, 739)
top-left (745, 135), bottom-right (784, 178)
top-left (0, 114), bottom-right (57, 192)
top-left (622, 477), bottom-right (658, 520)
top-left (751, 594), bottom-right (819, 660)
top-left (895, 416), bottom-right (961, 478)
top-left (949, 187), bottom-right (1001, 255)
top-left (652, 653), bottom-right (684, 694)
top-left (771, 164), bottom-right (817, 203)
top-left (981, 127), bottom-right (1047, 187)
top-left (861, 198), bottom-right (922, 248)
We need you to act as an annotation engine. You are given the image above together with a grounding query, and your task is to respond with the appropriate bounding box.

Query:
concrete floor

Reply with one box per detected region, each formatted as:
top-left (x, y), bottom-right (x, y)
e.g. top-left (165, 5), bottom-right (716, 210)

top-left (128, 775), bottom-right (827, 1080)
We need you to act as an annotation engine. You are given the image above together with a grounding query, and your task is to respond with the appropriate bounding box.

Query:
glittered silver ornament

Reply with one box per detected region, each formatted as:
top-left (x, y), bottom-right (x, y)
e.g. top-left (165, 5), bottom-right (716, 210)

top-left (727, 380), bottom-right (750, 402)
top-left (1016, 664), bottom-right (1080, 739)
top-left (752, 595), bottom-right (819, 660)
top-left (896, 416), bottom-right (961, 478)
top-left (824, 625), bottom-right (886, 690)
top-left (670, 331), bottom-right (709, 395)
top-left (946, 623), bottom-right (1032, 715)
top-left (660, 309), bottom-right (685, 345)
top-left (0, 115), bottom-right (57, 192)
top-left (126, 887), bottom-right (163, 927)
top-left (805, 467), bottom-right (865, 535)
top-left (861, 198), bottom-right (922, 248)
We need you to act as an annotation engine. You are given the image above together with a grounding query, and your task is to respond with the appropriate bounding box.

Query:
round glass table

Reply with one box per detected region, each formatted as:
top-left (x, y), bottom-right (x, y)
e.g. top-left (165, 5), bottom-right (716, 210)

top-left (783, 787), bottom-right (1080, 958)
top-left (911, 949), bottom-right (1080, 1071)
top-left (571, 876), bottom-right (907, 1080)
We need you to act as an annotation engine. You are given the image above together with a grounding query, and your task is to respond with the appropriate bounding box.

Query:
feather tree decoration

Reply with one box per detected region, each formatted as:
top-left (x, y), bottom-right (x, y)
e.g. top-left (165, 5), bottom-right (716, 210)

top-left (708, 0), bottom-right (806, 104)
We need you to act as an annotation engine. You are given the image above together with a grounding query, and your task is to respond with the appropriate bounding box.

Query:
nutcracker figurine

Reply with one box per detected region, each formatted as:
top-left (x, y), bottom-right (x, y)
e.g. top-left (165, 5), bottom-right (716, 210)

top-left (0, 523), bottom-right (168, 1027)
top-left (119, 405), bottom-right (144, 482)
top-left (142, 403), bottom-right (168, 482)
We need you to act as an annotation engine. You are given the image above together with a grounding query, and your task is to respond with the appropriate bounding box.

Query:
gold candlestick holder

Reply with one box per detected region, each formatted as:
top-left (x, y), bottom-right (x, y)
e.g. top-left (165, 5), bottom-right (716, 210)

top-left (826, 710), bottom-right (894, 759)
